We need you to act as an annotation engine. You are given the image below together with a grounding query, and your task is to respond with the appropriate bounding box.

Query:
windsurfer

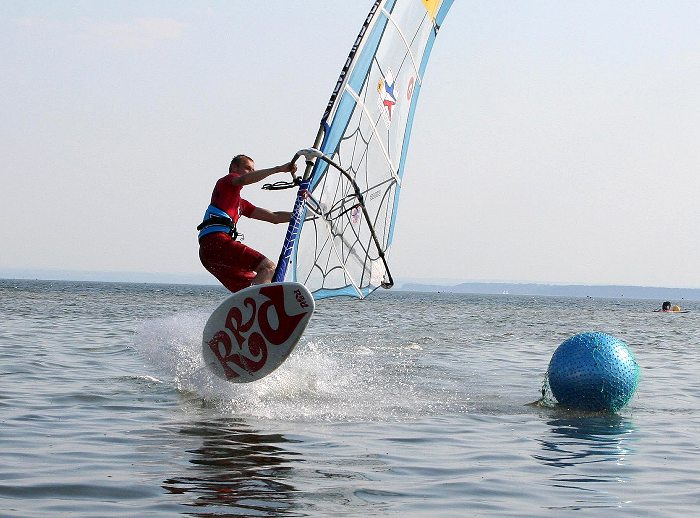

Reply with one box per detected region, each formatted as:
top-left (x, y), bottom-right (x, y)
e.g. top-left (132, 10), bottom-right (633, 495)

top-left (657, 301), bottom-right (683, 312)
top-left (197, 154), bottom-right (296, 293)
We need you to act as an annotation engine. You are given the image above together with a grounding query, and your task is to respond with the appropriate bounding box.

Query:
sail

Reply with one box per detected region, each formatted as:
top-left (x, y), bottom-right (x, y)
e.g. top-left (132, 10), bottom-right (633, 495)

top-left (273, 0), bottom-right (454, 299)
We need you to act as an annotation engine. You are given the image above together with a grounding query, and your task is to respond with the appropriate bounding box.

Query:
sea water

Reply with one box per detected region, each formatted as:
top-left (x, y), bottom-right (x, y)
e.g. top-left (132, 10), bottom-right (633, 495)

top-left (1, 279), bottom-right (699, 516)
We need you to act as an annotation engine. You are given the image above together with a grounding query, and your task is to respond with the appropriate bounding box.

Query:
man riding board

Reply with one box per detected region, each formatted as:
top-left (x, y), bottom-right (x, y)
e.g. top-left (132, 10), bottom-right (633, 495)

top-left (198, 154), bottom-right (296, 292)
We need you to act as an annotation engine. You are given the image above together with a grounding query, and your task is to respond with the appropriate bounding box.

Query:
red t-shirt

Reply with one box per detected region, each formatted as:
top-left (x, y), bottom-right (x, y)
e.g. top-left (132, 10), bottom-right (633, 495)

top-left (210, 172), bottom-right (256, 223)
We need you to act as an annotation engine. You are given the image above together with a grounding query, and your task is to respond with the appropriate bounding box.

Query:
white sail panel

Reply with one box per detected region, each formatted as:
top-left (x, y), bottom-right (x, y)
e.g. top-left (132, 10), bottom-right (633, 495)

top-left (276, 0), bottom-right (454, 299)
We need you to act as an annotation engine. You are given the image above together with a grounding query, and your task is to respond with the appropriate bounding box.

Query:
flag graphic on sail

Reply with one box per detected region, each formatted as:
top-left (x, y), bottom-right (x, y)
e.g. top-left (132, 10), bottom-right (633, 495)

top-left (273, 0), bottom-right (454, 299)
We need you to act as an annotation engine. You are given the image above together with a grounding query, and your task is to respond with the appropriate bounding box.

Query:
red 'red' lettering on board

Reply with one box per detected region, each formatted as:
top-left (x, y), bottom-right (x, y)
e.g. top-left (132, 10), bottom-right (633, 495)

top-left (207, 285), bottom-right (308, 380)
top-left (257, 285), bottom-right (306, 345)
top-left (224, 298), bottom-right (256, 345)
top-left (294, 289), bottom-right (309, 308)
top-left (207, 330), bottom-right (243, 380)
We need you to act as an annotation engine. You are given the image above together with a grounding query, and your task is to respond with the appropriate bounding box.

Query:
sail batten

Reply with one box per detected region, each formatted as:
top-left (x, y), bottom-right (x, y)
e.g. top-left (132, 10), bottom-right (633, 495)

top-left (343, 83), bottom-right (400, 179)
top-left (380, 7), bottom-right (424, 83)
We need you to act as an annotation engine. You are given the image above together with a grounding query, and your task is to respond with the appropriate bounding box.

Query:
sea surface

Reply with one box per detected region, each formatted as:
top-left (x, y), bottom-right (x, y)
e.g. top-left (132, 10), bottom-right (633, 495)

top-left (1, 279), bottom-right (699, 517)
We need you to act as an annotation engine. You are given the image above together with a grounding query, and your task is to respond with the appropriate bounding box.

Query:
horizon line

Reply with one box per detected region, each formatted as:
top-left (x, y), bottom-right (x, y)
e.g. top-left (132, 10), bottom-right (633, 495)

top-left (1, 268), bottom-right (699, 291)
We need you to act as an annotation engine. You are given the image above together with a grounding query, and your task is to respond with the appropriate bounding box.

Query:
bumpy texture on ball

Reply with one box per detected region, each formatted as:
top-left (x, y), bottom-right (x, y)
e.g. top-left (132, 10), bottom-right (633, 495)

top-left (547, 332), bottom-right (640, 412)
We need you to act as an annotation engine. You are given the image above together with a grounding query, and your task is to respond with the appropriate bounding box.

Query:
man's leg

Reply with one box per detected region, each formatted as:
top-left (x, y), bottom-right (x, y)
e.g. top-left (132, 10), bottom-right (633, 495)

top-left (199, 234), bottom-right (262, 293)
top-left (251, 257), bottom-right (276, 285)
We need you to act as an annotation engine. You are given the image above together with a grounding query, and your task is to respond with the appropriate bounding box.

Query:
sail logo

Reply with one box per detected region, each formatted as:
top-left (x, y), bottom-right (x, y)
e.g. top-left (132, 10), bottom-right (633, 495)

top-left (407, 77), bottom-right (416, 101)
top-left (350, 205), bottom-right (361, 225)
top-left (377, 70), bottom-right (397, 127)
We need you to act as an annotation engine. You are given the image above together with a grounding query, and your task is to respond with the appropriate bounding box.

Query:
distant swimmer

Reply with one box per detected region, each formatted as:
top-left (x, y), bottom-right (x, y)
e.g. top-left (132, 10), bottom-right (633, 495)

top-left (197, 154), bottom-right (297, 293)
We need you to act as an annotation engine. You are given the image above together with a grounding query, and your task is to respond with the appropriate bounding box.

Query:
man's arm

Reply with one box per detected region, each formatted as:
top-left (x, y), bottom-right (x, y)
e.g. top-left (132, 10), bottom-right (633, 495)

top-left (231, 162), bottom-right (297, 186)
top-left (249, 207), bottom-right (292, 224)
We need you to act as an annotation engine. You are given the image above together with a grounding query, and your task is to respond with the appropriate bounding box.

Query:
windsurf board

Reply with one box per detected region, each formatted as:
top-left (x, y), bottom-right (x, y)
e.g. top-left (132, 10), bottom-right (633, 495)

top-left (202, 282), bottom-right (314, 383)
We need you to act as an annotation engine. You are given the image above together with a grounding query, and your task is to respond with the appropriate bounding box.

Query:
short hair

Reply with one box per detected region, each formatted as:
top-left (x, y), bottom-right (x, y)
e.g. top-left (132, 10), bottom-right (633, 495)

top-left (229, 154), bottom-right (253, 172)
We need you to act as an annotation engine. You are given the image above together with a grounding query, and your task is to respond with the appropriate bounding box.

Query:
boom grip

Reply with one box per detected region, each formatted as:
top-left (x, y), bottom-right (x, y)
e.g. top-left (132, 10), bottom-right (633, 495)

top-left (262, 153), bottom-right (305, 191)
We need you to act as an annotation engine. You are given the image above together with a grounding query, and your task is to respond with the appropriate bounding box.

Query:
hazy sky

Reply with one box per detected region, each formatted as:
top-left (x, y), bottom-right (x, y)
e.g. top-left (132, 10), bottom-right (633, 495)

top-left (2, 1), bottom-right (699, 288)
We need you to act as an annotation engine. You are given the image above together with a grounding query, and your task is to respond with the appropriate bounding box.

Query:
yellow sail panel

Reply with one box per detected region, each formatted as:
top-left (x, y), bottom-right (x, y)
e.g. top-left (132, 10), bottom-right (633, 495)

top-left (421, 0), bottom-right (441, 20)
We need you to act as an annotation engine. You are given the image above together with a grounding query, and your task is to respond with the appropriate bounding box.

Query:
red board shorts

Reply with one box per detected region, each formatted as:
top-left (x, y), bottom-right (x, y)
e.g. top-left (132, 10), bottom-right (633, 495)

top-left (198, 232), bottom-right (265, 293)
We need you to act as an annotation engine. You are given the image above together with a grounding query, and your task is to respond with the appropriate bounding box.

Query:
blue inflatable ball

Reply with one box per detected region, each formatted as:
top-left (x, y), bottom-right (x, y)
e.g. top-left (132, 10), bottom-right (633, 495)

top-left (547, 332), bottom-right (640, 412)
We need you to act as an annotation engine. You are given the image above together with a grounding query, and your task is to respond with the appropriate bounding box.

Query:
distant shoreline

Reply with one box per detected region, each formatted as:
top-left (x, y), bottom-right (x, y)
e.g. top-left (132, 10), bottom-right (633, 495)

top-left (1, 269), bottom-right (699, 301)
top-left (0, 269), bottom-right (219, 286)
top-left (400, 282), bottom-right (700, 301)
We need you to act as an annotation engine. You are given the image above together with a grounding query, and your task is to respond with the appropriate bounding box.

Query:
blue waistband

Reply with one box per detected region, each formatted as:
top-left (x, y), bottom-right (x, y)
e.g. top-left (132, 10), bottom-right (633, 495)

top-left (198, 205), bottom-right (235, 240)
